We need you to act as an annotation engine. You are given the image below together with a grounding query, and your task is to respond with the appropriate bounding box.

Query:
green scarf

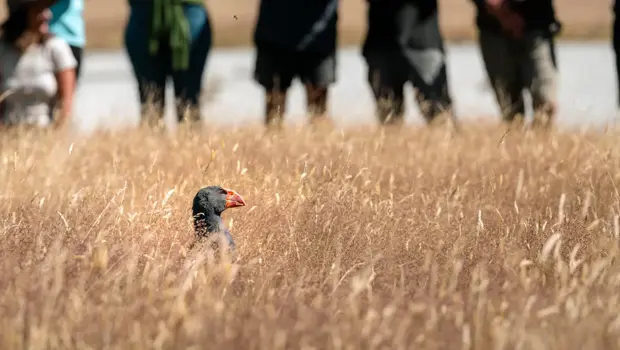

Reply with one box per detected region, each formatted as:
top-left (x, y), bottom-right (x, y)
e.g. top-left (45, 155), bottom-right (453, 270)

top-left (147, 0), bottom-right (204, 71)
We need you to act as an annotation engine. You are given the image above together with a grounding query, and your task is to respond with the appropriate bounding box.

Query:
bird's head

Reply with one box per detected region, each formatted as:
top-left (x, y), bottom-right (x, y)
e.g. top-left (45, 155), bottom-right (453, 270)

top-left (192, 185), bottom-right (246, 218)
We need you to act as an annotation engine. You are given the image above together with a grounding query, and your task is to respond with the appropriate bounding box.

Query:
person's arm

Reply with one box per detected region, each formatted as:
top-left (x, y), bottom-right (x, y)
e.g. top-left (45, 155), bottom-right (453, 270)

top-left (54, 68), bottom-right (75, 128)
top-left (49, 38), bottom-right (77, 128)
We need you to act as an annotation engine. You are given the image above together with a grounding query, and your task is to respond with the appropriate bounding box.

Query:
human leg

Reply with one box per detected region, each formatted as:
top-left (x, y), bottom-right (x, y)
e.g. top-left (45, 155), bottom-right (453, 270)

top-left (305, 85), bottom-right (328, 122)
top-left (253, 45), bottom-right (295, 128)
top-left (364, 51), bottom-right (407, 125)
top-left (69, 45), bottom-right (83, 83)
top-left (171, 3), bottom-right (212, 124)
top-left (521, 31), bottom-right (558, 129)
top-left (297, 51), bottom-right (337, 123)
top-left (478, 29), bottom-right (525, 125)
top-left (404, 47), bottom-right (454, 125)
top-left (124, 4), bottom-right (167, 126)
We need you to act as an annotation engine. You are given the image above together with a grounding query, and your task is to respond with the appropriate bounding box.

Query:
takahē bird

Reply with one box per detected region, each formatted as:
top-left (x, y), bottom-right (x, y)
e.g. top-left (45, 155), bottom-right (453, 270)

top-left (190, 186), bottom-right (246, 259)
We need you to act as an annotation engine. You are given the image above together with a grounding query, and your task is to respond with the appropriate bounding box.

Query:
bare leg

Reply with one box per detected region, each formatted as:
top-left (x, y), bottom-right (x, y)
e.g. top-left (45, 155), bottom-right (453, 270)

top-left (373, 83), bottom-right (405, 126)
top-left (305, 85), bottom-right (331, 126)
top-left (265, 88), bottom-right (286, 130)
top-left (531, 99), bottom-right (556, 130)
top-left (526, 35), bottom-right (558, 130)
top-left (414, 87), bottom-right (455, 128)
top-left (365, 60), bottom-right (406, 126)
top-left (139, 85), bottom-right (166, 129)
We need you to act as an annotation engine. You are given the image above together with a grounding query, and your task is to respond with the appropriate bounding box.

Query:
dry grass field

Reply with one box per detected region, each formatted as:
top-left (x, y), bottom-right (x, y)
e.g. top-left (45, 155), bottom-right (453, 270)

top-left (0, 0), bottom-right (614, 49)
top-left (1, 123), bottom-right (620, 349)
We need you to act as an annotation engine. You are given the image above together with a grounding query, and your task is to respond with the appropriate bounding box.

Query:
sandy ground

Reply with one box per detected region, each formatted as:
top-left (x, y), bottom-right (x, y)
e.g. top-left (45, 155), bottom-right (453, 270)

top-left (0, 0), bottom-right (615, 49)
top-left (72, 42), bottom-right (619, 133)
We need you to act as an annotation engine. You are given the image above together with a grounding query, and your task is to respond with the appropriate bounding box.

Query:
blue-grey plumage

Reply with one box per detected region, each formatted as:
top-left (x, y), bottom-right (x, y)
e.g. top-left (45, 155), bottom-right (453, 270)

top-left (190, 186), bottom-right (246, 259)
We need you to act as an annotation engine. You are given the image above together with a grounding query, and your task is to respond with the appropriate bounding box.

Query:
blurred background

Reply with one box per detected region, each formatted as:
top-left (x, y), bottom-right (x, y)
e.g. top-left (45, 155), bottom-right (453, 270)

top-left (0, 0), bottom-right (615, 132)
top-left (2, 0), bottom-right (608, 49)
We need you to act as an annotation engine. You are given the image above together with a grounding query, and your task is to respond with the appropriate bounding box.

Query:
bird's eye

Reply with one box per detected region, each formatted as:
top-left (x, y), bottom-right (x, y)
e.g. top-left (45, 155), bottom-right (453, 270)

top-left (220, 189), bottom-right (228, 195)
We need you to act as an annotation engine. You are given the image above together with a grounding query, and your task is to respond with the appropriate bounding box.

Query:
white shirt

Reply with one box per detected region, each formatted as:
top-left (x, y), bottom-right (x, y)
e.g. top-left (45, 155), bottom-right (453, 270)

top-left (0, 36), bottom-right (77, 127)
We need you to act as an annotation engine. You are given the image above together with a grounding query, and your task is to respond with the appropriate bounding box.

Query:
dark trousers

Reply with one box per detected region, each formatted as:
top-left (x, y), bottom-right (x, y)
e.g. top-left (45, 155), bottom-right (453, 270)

top-left (253, 44), bottom-right (337, 92)
top-left (478, 29), bottom-right (558, 124)
top-left (70, 45), bottom-right (83, 82)
top-left (363, 48), bottom-right (453, 124)
top-left (124, 3), bottom-right (212, 123)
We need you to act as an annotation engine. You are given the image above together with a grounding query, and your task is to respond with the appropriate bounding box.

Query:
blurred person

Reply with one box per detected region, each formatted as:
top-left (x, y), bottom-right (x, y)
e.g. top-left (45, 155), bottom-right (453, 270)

top-left (252, 0), bottom-right (339, 128)
top-left (470, 0), bottom-right (561, 129)
top-left (124, 0), bottom-right (212, 127)
top-left (0, 0), bottom-right (77, 129)
top-left (362, 0), bottom-right (455, 127)
top-left (48, 0), bottom-right (85, 83)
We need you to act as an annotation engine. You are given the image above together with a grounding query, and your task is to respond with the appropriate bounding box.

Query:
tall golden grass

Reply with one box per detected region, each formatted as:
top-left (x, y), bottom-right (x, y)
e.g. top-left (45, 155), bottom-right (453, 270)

top-left (1, 123), bottom-right (620, 349)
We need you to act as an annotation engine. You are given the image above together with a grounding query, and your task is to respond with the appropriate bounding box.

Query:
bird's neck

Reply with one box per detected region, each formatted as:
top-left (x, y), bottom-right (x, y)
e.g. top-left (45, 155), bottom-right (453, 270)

top-left (195, 212), bottom-right (224, 238)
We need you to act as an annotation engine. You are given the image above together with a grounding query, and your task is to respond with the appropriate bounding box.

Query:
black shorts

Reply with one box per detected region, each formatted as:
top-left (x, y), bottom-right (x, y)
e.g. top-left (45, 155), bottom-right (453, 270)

top-left (253, 45), bottom-right (336, 92)
top-left (363, 49), bottom-right (452, 107)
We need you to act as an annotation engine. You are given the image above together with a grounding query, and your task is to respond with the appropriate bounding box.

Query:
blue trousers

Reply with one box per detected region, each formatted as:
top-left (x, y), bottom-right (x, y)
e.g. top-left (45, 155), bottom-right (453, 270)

top-left (124, 3), bottom-right (212, 122)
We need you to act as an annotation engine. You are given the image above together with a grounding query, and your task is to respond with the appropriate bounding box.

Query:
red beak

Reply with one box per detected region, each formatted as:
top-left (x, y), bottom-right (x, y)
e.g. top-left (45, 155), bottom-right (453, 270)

top-left (224, 188), bottom-right (246, 208)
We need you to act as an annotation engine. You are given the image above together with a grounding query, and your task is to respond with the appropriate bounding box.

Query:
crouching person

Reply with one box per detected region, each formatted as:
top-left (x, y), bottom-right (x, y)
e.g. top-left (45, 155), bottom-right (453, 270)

top-left (0, 0), bottom-right (77, 130)
top-left (252, 0), bottom-right (339, 128)
top-left (362, 0), bottom-right (455, 127)
top-left (471, 0), bottom-right (561, 129)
